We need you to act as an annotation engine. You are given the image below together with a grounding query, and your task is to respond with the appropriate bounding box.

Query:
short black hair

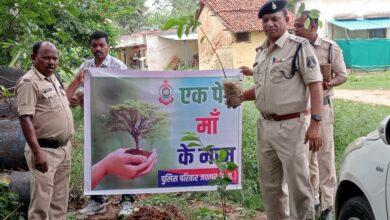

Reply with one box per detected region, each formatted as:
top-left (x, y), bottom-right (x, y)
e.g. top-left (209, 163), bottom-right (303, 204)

top-left (89, 31), bottom-right (109, 45)
top-left (32, 41), bottom-right (43, 54)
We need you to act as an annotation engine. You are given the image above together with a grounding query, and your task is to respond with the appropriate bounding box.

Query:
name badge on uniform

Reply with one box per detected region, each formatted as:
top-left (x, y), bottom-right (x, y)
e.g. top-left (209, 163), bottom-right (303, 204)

top-left (272, 57), bottom-right (286, 64)
top-left (43, 88), bottom-right (53, 93)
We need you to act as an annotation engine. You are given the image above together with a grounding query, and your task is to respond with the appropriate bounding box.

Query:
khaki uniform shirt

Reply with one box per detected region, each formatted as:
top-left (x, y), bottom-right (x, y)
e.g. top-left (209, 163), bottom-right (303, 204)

top-left (16, 66), bottom-right (74, 142)
top-left (253, 32), bottom-right (322, 115)
top-left (312, 37), bottom-right (347, 96)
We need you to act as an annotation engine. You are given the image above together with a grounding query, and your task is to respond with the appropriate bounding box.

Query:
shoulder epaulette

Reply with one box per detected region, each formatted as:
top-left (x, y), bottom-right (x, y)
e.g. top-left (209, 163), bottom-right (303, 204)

top-left (321, 38), bottom-right (337, 46)
top-left (20, 70), bottom-right (35, 82)
top-left (289, 35), bottom-right (308, 44)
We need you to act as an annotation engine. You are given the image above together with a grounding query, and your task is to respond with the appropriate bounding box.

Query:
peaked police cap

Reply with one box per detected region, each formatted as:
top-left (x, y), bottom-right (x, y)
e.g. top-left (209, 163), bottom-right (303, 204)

top-left (258, 0), bottom-right (287, 19)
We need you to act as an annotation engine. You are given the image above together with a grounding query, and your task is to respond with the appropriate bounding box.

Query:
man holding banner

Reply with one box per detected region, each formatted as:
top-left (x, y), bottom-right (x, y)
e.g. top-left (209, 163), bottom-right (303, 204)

top-left (229, 1), bottom-right (323, 219)
top-left (67, 31), bottom-right (138, 217)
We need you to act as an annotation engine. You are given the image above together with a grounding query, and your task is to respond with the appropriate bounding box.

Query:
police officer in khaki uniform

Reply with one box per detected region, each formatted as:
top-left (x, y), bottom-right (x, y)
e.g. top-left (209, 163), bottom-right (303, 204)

top-left (232, 1), bottom-right (324, 219)
top-left (295, 12), bottom-right (347, 220)
top-left (16, 41), bottom-right (74, 220)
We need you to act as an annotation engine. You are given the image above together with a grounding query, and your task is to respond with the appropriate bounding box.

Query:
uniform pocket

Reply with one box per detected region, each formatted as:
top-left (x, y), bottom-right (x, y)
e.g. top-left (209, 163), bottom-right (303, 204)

top-left (270, 62), bottom-right (293, 84)
top-left (42, 90), bottom-right (61, 110)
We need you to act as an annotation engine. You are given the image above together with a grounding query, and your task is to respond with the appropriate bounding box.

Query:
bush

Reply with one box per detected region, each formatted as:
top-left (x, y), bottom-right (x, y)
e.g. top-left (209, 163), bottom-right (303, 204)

top-left (0, 186), bottom-right (20, 219)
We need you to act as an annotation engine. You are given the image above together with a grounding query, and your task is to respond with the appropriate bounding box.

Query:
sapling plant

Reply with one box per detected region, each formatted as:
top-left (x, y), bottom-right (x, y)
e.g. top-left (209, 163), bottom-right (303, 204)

top-left (105, 99), bottom-right (168, 158)
top-left (163, 16), bottom-right (243, 108)
top-left (180, 131), bottom-right (238, 220)
top-left (287, 0), bottom-right (323, 29)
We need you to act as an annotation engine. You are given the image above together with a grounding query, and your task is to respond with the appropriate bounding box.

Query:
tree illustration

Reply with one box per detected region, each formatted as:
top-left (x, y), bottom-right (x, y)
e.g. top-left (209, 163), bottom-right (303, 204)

top-left (105, 99), bottom-right (168, 150)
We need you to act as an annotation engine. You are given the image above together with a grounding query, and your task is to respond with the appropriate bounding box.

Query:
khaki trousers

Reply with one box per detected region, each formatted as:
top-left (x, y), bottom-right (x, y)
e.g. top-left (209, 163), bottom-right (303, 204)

top-left (25, 142), bottom-right (71, 220)
top-left (309, 100), bottom-right (337, 210)
top-left (256, 114), bottom-right (314, 220)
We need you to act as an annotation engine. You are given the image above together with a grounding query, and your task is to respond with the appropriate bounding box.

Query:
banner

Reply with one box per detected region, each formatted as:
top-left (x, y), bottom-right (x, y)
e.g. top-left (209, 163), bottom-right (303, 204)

top-left (83, 69), bottom-right (242, 195)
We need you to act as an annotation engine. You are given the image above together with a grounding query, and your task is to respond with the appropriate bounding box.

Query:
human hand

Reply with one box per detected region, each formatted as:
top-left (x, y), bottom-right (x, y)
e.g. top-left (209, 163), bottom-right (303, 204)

top-left (223, 79), bottom-right (243, 109)
top-left (304, 121), bottom-right (322, 151)
top-left (70, 96), bottom-right (80, 107)
top-left (76, 91), bottom-right (84, 107)
top-left (239, 66), bottom-right (253, 76)
top-left (33, 149), bottom-right (48, 173)
top-left (322, 81), bottom-right (332, 90)
top-left (91, 148), bottom-right (157, 188)
top-left (75, 69), bottom-right (85, 84)
top-left (225, 95), bottom-right (243, 109)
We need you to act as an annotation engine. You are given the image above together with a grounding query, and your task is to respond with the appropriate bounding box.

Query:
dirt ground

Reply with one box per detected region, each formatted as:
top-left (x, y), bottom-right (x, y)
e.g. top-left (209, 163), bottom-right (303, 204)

top-left (334, 89), bottom-right (390, 106)
top-left (68, 195), bottom-right (268, 220)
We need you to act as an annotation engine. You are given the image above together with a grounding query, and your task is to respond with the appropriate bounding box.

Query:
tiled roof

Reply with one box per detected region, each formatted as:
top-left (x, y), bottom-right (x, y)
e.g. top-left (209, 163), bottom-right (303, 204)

top-left (199, 0), bottom-right (295, 33)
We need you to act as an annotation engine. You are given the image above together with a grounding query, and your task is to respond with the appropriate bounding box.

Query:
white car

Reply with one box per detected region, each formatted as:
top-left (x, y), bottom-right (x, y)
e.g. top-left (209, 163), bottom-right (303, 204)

top-left (336, 115), bottom-right (390, 220)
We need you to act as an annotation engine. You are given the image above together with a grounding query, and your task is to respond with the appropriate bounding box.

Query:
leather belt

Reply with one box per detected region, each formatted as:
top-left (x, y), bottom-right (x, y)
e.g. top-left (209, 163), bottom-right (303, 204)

top-left (323, 95), bottom-right (331, 105)
top-left (261, 109), bottom-right (310, 121)
top-left (38, 139), bottom-right (68, 149)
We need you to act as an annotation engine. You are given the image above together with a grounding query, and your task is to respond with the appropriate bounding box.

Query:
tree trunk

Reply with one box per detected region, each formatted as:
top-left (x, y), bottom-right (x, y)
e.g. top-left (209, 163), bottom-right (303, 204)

top-left (135, 136), bottom-right (139, 150)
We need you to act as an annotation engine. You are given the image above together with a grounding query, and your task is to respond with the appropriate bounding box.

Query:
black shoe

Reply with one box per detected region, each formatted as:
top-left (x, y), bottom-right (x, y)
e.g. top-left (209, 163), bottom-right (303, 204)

top-left (320, 208), bottom-right (334, 220)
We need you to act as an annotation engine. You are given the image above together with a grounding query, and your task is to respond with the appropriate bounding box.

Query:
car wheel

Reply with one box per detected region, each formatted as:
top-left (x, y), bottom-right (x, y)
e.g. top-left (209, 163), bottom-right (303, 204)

top-left (338, 196), bottom-right (375, 220)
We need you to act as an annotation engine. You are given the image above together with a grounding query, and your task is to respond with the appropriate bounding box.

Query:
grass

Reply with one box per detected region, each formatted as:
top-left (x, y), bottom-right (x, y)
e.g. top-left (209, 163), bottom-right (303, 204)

top-left (69, 107), bottom-right (85, 202)
top-left (338, 71), bottom-right (390, 90)
top-left (333, 99), bottom-right (390, 171)
top-left (68, 77), bottom-right (390, 219)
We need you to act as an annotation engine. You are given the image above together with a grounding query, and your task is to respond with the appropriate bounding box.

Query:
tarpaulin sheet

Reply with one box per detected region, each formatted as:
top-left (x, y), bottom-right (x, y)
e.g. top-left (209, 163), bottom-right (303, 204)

top-left (336, 39), bottom-right (390, 70)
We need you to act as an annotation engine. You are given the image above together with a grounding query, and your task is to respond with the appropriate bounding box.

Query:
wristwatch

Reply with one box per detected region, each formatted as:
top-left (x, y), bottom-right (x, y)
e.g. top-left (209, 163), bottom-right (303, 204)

top-left (311, 114), bottom-right (321, 121)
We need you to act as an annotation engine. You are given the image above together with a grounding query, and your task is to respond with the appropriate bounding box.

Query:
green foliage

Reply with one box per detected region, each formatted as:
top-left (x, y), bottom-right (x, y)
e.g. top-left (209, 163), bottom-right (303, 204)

top-left (0, 186), bottom-right (19, 219)
top-left (333, 99), bottom-right (390, 171)
top-left (145, 0), bottom-right (199, 30)
top-left (338, 72), bottom-right (390, 90)
top-left (163, 15), bottom-right (199, 38)
top-left (0, 85), bottom-right (14, 111)
top-left (180, 131), bottom-right (238, 219)
top-left (288, 0), bottom-right (323, 29)
top-left (0, 0), bottom-right (138, 76)
top-left (143, 194), bottom-right (177, 207)
top-left (69, 107), bottom-right (85, 200)
top-left (0, 85), bottom-right (11, 98)
top-left (113, 0), bottom-right (146, 32)
top-left (192, 207), bottom-right (223, 220)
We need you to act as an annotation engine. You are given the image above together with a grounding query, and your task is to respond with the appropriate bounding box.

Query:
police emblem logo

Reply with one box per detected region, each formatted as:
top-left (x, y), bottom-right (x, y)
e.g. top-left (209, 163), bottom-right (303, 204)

top-left (272, 2), bottom-right (277, 10)
top-left (306, 56), bottom-right (317, 68)
top-left (159, 80), bottom-right (174, 105)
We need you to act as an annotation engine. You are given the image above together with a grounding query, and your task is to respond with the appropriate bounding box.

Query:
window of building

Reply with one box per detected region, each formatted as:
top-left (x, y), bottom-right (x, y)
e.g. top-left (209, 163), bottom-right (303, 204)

top-left (368, 28), bottom-right (386, 38)
top-left (236, 32), bottom-right (250, 43)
